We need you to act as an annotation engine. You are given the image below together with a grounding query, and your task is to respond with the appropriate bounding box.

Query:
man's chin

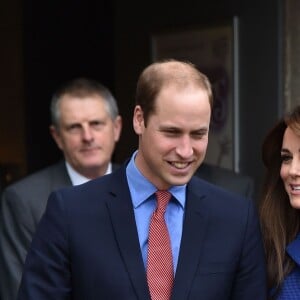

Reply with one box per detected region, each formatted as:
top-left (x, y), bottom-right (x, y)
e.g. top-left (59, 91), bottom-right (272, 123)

top-left (78, 160), bottom-right (105, 171)
top-left (167, 174), bottom-right (193, 187)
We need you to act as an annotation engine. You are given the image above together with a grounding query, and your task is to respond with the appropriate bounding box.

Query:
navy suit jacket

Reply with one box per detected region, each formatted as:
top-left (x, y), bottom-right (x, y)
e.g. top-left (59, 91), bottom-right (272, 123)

top-left (0, 161), bottom-right (119, 300)
top-left (17, 164), bottom-right (267, 300)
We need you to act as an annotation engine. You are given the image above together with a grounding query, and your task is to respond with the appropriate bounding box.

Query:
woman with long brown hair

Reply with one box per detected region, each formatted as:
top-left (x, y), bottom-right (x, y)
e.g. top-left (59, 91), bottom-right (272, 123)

top-left (260, 105), bottom-right (300, 299)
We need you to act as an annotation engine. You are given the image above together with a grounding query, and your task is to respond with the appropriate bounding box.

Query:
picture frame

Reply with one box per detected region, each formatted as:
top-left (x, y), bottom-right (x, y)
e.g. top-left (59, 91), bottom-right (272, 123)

top-left (284, 0), bottom-right (300, 112)
top-left (151, 17), bottom-right (240, 172)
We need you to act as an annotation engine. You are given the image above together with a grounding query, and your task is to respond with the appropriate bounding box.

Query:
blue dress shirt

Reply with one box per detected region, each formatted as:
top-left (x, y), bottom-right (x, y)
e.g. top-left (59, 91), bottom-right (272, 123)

top-left (126, 151), bottom-right (186, 274)
top-left (274, 233), bottom-right (300, 299)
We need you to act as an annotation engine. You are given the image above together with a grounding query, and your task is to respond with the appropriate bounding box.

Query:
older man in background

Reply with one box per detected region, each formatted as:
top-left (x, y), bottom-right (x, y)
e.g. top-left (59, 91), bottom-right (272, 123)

top-left (0, 78), bottom-right (122, 300)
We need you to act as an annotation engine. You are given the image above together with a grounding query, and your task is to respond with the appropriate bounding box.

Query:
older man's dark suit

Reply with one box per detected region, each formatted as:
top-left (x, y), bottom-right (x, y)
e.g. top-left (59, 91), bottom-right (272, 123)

top-left (196, 163), bottom-right (254, 198)
top-left (17, 163), bottom-right (266, 299)
top-left (0, 161), bottom-right (119, 300)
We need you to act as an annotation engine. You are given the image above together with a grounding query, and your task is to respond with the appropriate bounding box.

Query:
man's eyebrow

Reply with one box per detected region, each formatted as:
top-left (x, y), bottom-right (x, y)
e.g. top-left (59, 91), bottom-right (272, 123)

top-left (65, 122), bottom-right (82, 127)
top-left (159, 125), bottom-right (180, 130)
top-left (158, 125), bottom-right (209, 133)
top-left (192, 127), bottom-right (209, 132)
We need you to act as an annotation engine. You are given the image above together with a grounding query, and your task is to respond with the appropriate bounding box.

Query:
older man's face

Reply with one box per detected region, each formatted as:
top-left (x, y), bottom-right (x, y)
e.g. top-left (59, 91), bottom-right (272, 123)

top-left (50, 95), bottom-right (122, 179)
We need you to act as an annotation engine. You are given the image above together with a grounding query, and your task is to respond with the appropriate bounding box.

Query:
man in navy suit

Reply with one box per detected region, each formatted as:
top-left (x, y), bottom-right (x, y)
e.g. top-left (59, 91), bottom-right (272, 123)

top-left (17, 60), bottom-right (266, 299)
top-left (0, 78), bottom-right (122, 300)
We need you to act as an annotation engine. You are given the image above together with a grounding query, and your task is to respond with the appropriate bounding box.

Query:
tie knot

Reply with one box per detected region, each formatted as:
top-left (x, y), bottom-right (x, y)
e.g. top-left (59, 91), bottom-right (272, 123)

top-left (155, 190), bottom-right (171, 214)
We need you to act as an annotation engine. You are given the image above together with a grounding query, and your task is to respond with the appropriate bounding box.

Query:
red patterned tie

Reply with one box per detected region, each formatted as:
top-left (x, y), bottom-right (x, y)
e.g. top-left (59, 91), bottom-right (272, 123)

top-left (147, 190), bottom-right (174, 300)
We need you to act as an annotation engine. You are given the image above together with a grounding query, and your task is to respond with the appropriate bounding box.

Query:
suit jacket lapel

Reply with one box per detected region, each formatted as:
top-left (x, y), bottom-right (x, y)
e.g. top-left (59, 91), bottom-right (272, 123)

top-left (111, 163), bottom-right (120, 172)
top-left (105, 167), bottom-right (151, 300)
top-left (51, 160), bottom-right (72, 189)
top-left (172, 178), bottom-right (211, 300)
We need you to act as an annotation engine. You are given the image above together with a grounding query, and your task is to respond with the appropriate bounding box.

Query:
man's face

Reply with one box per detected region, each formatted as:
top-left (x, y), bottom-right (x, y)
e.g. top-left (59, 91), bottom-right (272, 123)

top-left (133, 85), bottom-right (211, 190)
top-left (50, 95), bottom-right (122, 179)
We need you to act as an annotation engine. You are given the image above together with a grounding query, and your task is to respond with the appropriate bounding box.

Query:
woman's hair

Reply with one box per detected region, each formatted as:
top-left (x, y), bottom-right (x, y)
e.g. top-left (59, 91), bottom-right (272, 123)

top-left (259, 105), bottom-right (300, 297)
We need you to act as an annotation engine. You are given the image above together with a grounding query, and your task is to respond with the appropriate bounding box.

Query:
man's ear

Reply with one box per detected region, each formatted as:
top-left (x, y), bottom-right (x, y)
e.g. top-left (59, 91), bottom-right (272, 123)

top-left (49, 125), bottom-right (63, 150)
top-left (113, 115), bottom-right (122, 142)
top-left (133, 105), bottom-right (144, 135)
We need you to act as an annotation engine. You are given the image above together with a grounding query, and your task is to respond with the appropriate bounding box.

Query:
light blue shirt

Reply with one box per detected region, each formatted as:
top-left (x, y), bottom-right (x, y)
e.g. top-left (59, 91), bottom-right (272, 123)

top-left (126, 151), bottom-right (186, 273)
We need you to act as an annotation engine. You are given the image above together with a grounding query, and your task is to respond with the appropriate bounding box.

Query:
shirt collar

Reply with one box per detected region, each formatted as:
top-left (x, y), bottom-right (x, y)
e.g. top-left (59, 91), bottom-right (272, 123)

top-left (65, 161), bottom-right (112, 186)
top-left (126, 151), bottom-right (186, 209)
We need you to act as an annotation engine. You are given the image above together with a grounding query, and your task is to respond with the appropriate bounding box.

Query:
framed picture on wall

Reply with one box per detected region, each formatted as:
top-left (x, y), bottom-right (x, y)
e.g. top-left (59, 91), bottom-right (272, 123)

top-left (284, 0), bottom-right (300, 112)
top-left (151, 17), bottom-right (240, 172)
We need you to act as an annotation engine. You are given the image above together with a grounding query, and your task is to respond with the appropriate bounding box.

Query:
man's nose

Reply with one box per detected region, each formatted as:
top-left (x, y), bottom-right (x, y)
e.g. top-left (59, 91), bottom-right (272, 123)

top-left (176, 136), bottom-right (193, 158)
top-left (81, 125), bottom-right (94, 141)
